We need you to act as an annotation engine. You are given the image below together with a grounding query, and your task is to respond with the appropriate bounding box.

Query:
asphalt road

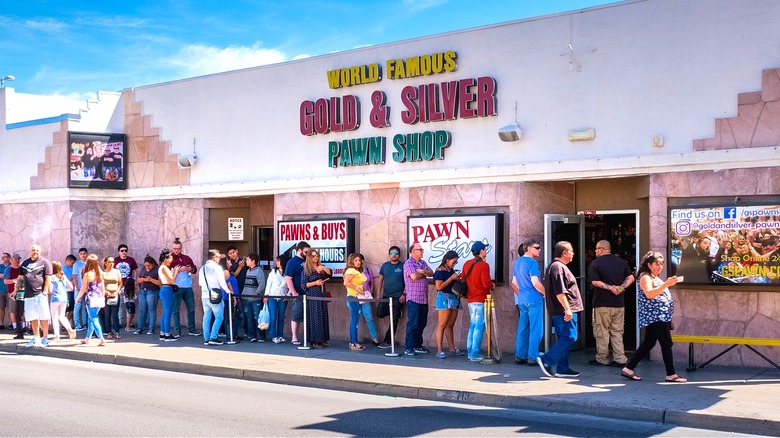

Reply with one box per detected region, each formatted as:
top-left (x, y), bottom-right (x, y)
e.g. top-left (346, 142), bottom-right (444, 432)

top-left (0, 353), bottom-right (759, 437)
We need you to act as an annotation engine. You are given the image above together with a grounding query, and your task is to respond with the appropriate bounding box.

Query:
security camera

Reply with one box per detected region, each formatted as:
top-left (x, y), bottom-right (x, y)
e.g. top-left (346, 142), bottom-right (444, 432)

top-left (177, 154), bottom-right (197, 169)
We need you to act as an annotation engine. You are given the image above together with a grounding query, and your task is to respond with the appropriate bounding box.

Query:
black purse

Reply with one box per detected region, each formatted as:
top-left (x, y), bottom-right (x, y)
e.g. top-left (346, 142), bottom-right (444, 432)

top-left (451, 258), bottom-right (480, 299)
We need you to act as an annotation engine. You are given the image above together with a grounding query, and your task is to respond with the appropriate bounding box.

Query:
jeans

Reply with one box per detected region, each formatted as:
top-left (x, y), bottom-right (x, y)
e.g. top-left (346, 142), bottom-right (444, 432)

top-left (242, 298), bottom-right (265, 340)
top-left (467, 302), bottom-right (486, 358)
top-left (104, 303), bottom-right (120, 334)
top-left (346, 298), bottom-right (362, 344)
top-left (85, 306), bottom-right (104, 340)
top-left (404, 301), bottom-right (428, 351)
top-left (543, 313), bottom-right (579, 372)
top-left (267, 297), bottom-right (287, 339)
top-left (515, 300), bottom-right (544, 360)
top-left (160, 285), bottom-right (175, 335)
top-left (74, 294), bottom-right (86, 328)
top-left (382, 297), bottom-right (404, 344)
top-left (360, 302), bottom-right (377, 340)
top-left (202, 298), bottom-right (224, 342)
top-left (137, 290), bottom-right (159, 331)
top-left (173, 287), bottom-right (196, 333)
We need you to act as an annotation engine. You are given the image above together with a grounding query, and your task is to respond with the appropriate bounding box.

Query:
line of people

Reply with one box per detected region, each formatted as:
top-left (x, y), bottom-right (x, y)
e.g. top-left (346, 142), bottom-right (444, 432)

top-left (2, 238), bottom-right (686, 382)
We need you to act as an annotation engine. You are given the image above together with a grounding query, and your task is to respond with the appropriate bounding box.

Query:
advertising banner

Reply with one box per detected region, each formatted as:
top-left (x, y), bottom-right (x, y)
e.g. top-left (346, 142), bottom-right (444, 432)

top-left (68, 132), bottom-right (127, 189)
top-left (669, 204), bottom-right (780, 285)
top-left (278, 218), bottom-right (356, 277)
top-left (408, 213), bottom-right (504, 280)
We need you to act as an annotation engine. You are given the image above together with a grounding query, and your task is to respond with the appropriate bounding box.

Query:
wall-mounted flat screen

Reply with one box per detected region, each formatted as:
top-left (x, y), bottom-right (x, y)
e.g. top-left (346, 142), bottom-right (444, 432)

top-left (68, 132), bottom-right (127, 189)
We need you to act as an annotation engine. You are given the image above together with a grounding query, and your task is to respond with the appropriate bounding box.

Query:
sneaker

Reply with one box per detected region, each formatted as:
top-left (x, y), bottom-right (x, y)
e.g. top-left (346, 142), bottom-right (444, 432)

top-left (164, 335), bottom-right (178, 342)
top-left (133, 330), bottom-right (142, 335)
top-left (204, 341), bottom-right (210, 345)
top-left (189, 331), bottom-right (202, 336)
top-left (536, 355), bottom-right (553, 377)
top-left (146, 330), bottom-right (154, 335)
top-left (452, 348), bottom-right (465, 356)
top-left (208, 339), bottom-right (223, 345)
top-left (555, 368), bottom-right (581, 378)
top-left (404, 349), bottom-right (417, 356)
top-left (13, 334), bottom-right (25, 340)
top-left (278, 337), bottom-right (287, 343)
top-left (435, 352), bottom-right (446, 359)
top-left (413, 347), bottom-right (430, 354)
top-left (515, 356), bottom-right (527, 365)
top-left (377, 342), bottom-right (392, 349)
top-left (250, 338), bottom-right (258, 343)
top-left (41, 338), bottom-right (49, 347)
top-left (589, 359), bottom-right (608, 366)
top-left (469, 356), bottom-right (484, 362)
top-left (76, 325), bottom-right (86, 331)
top-left (24, 339), bottom-right (36, 347)
top-left (272, 337), bottom-right (282, 344)
top-left (159, 335), bottom-right (166, 341)
top-left (173, 334), bottom-right (181, 339)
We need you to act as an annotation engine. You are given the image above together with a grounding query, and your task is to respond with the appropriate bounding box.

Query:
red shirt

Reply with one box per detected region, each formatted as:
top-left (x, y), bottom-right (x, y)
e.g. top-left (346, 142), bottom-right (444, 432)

top-left (463, 257), bottom-right (494, 304)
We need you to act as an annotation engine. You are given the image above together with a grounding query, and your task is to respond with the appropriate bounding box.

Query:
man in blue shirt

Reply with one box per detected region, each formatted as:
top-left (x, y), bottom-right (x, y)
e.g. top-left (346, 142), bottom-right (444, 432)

top-left (375, 246), bottom-right (406, 349)
top-left (512, 240), bottom-right (546, 365)
top-left (284, 241), bottom-right (310, 346)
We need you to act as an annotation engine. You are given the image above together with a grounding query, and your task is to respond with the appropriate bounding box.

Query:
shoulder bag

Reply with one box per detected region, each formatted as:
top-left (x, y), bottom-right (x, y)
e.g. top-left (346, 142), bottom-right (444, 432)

top-left (452, 258), bottom-right (480, 300)
top-left (203, 265), bottom-right (223, 305)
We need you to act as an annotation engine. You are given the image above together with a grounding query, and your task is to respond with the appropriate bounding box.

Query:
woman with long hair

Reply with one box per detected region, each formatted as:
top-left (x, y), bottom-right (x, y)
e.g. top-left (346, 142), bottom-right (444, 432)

top-left (343, 253), bottom-right (369, 351)
top-left (265, 255), bottom-right (290, 343)
top-left (301, 250), bottom-right (331, 348)
top-left (621, 251), bottom-right (686, 382)
top-left (76, 254), bottom-right (106, 346)
top-left (357, 253), bottom-right (380, 345)
top-left (158, 248), bottom-right (181, 342)
top-left (135, 255), bottom-right (161, 335)
top-left (102, 256), bottom-right (123, 339)
top-left (49, 261), bottom-right (76, 341)
top-left (434, 250), bottom-right (464, 358)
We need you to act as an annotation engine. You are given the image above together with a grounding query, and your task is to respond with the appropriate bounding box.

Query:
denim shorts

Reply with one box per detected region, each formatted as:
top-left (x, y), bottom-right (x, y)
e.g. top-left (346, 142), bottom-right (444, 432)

top-left (125, 301), bottom-right (136, 314)
top-left (291, 296), bottom-right (303, 323)
top-left (435, 291), bottom-right (460, 310)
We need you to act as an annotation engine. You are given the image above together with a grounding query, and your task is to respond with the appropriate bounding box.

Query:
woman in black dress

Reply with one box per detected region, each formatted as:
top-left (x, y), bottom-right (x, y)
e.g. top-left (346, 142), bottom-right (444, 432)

top-left (300, 250), bottom-right (332, 348)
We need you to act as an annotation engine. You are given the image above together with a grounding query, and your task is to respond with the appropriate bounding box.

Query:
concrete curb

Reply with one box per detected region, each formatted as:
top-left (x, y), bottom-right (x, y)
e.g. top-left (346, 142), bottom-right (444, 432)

top-left (9, 345), bottom-right (778, 435)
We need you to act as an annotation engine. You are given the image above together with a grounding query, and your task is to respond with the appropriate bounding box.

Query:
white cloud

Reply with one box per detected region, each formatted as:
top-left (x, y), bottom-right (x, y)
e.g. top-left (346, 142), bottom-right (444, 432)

top-left (401, 0), bottom-right (448, 12)
top-left (23, 18), bottom-right (68, 32)
top-left (168, 43), bottom-right (289, 76)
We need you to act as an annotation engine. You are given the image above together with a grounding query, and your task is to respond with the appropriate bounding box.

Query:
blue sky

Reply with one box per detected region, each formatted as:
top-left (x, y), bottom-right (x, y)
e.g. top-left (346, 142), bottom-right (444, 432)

top-left (1, 0), bottom-right (616, 100)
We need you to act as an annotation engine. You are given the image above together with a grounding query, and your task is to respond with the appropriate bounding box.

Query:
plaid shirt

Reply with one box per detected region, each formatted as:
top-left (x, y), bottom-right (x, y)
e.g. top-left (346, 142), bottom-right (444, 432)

top-left (403, 257), bottom-right (431, 304)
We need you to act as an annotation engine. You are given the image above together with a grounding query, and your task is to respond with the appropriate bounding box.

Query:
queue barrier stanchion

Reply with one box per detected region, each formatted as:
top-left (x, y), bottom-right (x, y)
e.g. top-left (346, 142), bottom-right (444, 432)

top-left (385, 297), bottom-right (399, 357)
top-left (298, 294), bottom-right (311, 350)
top-left (481, 294), bottom-right (499, 364)
top-left (226, 294), bottom-right (238, 345)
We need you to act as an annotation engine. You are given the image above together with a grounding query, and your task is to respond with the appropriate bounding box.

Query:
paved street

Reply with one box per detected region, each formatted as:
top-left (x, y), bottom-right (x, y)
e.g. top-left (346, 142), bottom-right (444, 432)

top-left (1, 353), bottom-right (762, 437)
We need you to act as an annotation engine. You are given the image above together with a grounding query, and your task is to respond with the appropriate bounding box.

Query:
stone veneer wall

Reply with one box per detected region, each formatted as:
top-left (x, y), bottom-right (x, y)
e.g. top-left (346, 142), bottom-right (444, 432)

top-left (275, 181), bottom-right (575, 352)
top-left (649, 168), bottom-right (780, 368)
top-left (30, 120), bottom-right (69, 190)
top-left (0, 201), bottom-right (71, 262)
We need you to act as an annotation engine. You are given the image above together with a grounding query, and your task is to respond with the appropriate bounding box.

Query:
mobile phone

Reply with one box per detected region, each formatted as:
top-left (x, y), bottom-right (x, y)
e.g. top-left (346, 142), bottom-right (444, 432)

top-left (676, 275), bottom-right (685, 283)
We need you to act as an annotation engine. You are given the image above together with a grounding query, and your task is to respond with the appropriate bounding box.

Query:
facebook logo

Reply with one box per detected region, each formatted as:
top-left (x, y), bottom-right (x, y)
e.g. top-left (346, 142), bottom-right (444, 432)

top-left (724, 207), bottom-right (737, 219)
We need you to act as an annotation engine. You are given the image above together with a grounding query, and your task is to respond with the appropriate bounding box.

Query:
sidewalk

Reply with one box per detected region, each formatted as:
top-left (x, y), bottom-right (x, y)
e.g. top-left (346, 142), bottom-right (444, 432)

top-left (2, 331), bottom-right (778, 435)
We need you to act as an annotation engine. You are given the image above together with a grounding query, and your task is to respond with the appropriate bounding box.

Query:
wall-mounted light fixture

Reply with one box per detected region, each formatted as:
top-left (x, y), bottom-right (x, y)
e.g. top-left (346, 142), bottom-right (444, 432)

top-left (652, 135), bottom-right (664, 148)
top-left (0, 75), bottom-right (15, 88)
top-left (498, 101), bottom-right (522, 142)
top-left (568, 128), bottom-right (596, 142)
top-left (177, 154), bottom-right (197, 169)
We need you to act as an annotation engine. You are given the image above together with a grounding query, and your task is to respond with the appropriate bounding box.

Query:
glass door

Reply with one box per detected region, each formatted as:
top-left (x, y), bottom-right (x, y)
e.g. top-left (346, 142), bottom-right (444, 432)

top-left (543, 214), bottom-right (586, 350)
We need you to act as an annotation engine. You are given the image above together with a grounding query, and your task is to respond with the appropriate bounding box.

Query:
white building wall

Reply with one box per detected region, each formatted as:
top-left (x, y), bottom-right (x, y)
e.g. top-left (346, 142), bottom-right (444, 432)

top-left (128, 0), bottom-right (780, 189)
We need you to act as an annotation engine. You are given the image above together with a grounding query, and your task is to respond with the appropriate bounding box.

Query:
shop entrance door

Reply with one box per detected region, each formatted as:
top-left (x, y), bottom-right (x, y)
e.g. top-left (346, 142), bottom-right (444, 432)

top-left (543, 214), bottom-right (585, 351)
top-left (581, 210), bottom-right (640, 352)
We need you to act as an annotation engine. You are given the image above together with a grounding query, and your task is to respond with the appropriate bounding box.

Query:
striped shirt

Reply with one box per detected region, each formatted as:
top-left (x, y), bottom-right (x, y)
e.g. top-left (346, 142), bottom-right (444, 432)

top-left (403, 257), bottom-right (431, 304)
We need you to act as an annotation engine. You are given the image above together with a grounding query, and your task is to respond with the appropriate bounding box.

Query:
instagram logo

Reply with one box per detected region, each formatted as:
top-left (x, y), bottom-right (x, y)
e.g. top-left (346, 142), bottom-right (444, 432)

top-left (675, 220), bottom-right (692, 236)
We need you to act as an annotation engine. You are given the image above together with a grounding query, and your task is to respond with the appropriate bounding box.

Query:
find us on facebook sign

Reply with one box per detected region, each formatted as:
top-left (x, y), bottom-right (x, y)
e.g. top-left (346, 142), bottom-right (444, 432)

top-left (671, 204), bottom-right (780, 237)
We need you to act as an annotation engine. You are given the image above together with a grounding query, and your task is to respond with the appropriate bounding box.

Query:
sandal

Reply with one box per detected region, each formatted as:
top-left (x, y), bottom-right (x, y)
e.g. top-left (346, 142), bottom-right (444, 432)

top-left (665, 375), bottom-right (688, 383)
top-left (115, 334), bottom-right (122, 340)
top-left (312, 343), bottom-right (323, 349)
top-left (80, 339), bottom-right (89, 345)
top-left (620, 368), bottom-right (642, 381)
top-left (321, 342), bottom-right (330, 348)
top-left (291, 340), bottom-right (302, 346)
top-left (349, 343), bottom-right (365, 351)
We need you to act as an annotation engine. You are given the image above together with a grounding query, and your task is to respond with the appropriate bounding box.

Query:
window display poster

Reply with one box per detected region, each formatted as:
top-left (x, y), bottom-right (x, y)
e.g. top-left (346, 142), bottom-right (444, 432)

top-left (68, 132), bottom-right (127, 189)
top-left (408, 213), bottom-right (504, 280)
top-left (669, 204), bottom-right (780, 285)
top-left (278, 218), bottom-right (356, 277)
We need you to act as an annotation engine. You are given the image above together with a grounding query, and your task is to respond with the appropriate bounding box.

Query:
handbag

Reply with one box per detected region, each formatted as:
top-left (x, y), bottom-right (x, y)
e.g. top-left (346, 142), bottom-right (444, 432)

top-left (357, 287), bottom-right (373, 304)
top-left (376, 300), bottom-right (390, 318)
top-left (451, 258), bottom-right (480, 300)
top-left (203, 264), bottom-right (223, 305)
top-left (257, 305), bottom-right (270, 330)
top-left (87, 283), bottom-right (105, 309)
top-left (106, 294), bottom-right (119, 306)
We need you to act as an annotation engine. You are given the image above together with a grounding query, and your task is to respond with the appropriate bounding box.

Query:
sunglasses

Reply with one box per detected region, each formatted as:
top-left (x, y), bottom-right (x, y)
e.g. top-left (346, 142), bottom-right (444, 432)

top-left (390, 251), bottom-right (400, 255)
top-left (532, 246), bottom-right (541, 250)
top-left (119, 249), bottom-right (127, 252)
